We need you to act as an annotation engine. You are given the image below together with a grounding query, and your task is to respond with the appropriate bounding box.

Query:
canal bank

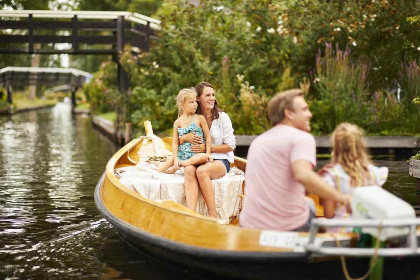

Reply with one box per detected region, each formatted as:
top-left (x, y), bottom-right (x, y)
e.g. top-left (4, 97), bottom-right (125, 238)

top-left (91, 115), bottom-right (420, 156)
top-left (0, 103), bottom-right (56, 115)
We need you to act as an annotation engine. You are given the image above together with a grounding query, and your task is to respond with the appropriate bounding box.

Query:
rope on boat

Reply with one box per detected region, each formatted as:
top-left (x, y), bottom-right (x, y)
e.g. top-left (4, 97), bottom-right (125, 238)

top-left (329, 221), bottom-right (383, 280)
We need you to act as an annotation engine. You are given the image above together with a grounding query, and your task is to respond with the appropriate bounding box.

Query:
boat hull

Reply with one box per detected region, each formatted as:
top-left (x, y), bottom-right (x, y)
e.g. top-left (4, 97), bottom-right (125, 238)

top-left (95, 174), bottom-right (420, 280)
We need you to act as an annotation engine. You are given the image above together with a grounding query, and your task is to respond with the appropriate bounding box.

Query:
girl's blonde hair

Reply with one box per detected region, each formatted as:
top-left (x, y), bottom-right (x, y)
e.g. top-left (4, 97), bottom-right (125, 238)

top-left (332, 123), bottom-right (372, 186)
top-left (176, 88), bottom-right (197, 117)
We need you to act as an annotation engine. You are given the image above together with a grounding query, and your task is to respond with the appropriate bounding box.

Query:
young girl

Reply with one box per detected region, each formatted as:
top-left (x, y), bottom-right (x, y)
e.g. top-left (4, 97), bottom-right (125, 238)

top-left (158, 88), bottom-right (213, 174)
top-left (321, 123), bottom-right (388, 232)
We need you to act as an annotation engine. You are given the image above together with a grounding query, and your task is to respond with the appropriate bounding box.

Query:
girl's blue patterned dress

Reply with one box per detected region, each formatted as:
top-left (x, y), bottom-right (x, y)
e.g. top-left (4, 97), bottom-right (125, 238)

top-left (176, 115), bottom-right (205, 161)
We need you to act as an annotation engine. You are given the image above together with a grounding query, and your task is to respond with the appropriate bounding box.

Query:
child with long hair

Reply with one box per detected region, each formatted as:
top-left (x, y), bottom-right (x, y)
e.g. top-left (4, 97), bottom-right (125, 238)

top-left (158, 88), bottom-right (213, 174)
top-left (321, 123), bottom-right (388, 232)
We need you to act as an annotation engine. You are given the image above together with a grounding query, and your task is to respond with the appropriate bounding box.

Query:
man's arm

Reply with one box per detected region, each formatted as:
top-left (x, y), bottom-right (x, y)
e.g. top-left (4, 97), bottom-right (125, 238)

top-left (292, 160), bottom-right (351, 207)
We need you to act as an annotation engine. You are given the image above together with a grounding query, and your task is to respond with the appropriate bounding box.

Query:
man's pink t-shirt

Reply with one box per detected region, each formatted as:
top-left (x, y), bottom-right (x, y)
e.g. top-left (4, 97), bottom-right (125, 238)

top-left (239, 125), bottom-right (316, 231)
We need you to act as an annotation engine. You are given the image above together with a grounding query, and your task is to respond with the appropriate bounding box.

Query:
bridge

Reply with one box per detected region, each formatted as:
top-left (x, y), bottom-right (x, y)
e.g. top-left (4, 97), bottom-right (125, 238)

top-left (0, 66), bottom-right (91, 108)
top-left (0, 10), bottom-right (160, 101)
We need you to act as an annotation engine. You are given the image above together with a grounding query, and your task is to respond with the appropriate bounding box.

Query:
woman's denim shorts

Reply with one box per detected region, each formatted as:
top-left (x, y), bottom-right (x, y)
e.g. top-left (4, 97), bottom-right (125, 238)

top-left (215, 159), bottom-right (231, 173)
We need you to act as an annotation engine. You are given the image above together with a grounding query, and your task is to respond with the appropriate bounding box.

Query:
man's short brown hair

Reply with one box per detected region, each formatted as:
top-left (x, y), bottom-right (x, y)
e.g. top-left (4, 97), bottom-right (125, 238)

top-left (268, 89), bottom-right (304, 126)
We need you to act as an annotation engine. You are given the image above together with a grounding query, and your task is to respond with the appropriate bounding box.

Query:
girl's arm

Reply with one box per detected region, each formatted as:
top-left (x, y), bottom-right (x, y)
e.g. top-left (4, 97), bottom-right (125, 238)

top-left (320, 172), bottom-right (338, 218)
top-left (172, 121), bottom-right (180, 167)
top-left (198, 115), bottom-right (213, 160)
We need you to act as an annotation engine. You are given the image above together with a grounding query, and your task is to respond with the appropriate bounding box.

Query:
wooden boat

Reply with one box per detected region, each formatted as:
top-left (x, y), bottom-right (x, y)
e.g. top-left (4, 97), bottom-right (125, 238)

top-left (95, 122), bottom-right (420, 280)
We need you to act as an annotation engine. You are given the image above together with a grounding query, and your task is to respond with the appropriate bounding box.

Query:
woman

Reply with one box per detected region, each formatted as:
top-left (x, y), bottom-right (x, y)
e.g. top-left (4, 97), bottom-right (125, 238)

top-left (179, 82), bottom-right (236, 218)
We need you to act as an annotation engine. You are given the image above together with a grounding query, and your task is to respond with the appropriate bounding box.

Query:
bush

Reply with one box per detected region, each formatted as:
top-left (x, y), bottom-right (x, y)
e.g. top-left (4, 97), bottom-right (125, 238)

top-left (83, 61), bottom-right (120, 114)
top-left (94, 0), bottom-right (420, 136)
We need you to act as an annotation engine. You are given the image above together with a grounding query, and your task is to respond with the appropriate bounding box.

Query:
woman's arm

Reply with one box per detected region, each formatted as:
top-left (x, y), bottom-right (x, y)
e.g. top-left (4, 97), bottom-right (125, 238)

top-left (214, 112), bottom-right (235, 153)
top-left (190, 113), bottom-right (236, 154)
top-left (211, 144), bottom-right (233, 153)
top-left (179, 132), bottom-right (203, 145)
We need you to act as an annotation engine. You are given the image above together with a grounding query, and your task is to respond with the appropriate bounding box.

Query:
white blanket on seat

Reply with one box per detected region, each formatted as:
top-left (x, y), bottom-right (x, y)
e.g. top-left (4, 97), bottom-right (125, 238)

top-left (116, 162), bottom-right (244, 222)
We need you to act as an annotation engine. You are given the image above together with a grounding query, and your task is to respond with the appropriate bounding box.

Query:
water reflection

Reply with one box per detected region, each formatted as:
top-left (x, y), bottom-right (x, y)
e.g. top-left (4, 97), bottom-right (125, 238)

top-left (0, 104), bottom-right (117, 279)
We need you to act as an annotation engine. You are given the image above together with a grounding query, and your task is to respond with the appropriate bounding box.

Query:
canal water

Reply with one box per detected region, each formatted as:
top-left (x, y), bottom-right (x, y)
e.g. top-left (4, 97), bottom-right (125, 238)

top-left (0, 104), bottom-right (418, 279)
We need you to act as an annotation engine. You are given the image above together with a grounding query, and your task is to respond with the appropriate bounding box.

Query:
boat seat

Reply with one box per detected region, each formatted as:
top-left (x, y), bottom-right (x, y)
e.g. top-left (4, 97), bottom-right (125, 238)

top-left (115, 162), bottom-right (245, 223)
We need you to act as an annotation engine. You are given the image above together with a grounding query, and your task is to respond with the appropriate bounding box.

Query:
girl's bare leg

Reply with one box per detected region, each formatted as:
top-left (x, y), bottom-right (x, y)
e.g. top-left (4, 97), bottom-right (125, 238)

top-left (196, 161), bottom-right (226, 218)
top-left (180, 153), bottom-right (208, 168)
top-left (184, 165), bottom-right (199, 211)
top-left (157, 157), bottom-right (175, 173)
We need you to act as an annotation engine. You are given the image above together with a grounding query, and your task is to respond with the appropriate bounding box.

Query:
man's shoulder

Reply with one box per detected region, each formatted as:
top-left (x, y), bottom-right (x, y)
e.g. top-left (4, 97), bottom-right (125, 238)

top-left (269, 125), bottom-right (315, 141)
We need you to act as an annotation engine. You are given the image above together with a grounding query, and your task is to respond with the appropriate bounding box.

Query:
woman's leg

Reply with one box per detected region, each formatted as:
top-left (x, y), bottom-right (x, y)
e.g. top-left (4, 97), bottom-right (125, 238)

top-left (184, 165), bottom-right (199, 211)
top-left (196, 161), bottom-right (226, 218)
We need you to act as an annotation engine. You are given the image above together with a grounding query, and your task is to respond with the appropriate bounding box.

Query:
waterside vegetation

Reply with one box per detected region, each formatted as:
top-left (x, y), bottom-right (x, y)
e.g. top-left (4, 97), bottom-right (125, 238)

top-left (82, 0), bottom-right (420, 137)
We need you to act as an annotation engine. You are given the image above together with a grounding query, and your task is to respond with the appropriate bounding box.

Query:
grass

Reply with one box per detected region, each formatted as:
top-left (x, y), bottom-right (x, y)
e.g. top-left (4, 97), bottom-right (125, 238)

top-left (75, 102), bottom-right (90, 110)
top-left (12, 94), bottom-right (57, 109)
top-left (97, 111), bottom-right (116, 122)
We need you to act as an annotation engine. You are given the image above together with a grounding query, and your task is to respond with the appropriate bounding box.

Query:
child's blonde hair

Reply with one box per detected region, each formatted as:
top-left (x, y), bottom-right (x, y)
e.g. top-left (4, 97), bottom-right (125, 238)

top-left (332, 123), bottom-right (372, 186)
top-left (176, 88), bottom-right (197, 117)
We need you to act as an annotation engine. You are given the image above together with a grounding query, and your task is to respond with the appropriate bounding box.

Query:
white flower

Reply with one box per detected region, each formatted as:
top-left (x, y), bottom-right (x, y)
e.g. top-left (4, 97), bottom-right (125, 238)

top-left (152, 61), bottom-right (159, 69)
top-left (236, 74), bottom-right (244, 82)
top-left (314, 78), bottom-right (321, 83)
top-left (246, 22), bottom-right (251, 27)
top-left (334, 27), bottom-right (341, 32)
top-left (417, 47), bottom-right (420, 51)
top-left (250, 86), bottom-right (255, 90)
top-left (256, 27), bottom-right (262, 32)
top-left (213, 5), bottom-right (224, 11)
top-left (293, 36), bottom-right (298, 44)
top-left (278, 20), bottom-right (283, 25)
top-left (267, 28), bottom-right (275, 34)
top-left (352, 41), bottom-right (357, 46)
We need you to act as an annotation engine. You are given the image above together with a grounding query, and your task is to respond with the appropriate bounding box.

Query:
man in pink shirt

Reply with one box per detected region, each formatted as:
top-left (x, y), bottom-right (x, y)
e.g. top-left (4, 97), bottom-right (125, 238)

top-left (240, 89), bottom-right (350, 231)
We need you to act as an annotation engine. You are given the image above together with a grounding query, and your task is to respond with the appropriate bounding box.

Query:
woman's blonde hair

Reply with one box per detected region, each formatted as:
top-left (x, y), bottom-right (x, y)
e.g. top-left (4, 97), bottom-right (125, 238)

top-left (332, 123), bottom-right (372, 186)
top-left (176, 88), bottom-right (197, 117)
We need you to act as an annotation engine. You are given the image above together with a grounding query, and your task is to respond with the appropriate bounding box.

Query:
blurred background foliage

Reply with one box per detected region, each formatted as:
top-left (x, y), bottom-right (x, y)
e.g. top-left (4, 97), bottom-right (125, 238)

top-left (1, 0), bottom-right (419, 135)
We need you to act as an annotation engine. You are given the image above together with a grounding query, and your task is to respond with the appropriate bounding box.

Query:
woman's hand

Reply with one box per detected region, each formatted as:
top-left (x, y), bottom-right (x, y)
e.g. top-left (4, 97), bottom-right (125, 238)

top-left (191, 143), bottom-right (206, 153)
top-left (180, 132), bottom-right (203, 145)
top-left (207, 154), bottom-right (214, 162)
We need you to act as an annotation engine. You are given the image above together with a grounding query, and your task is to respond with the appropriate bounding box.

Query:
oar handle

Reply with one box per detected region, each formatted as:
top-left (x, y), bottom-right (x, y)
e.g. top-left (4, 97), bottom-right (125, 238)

top-left (144, 120), bottom-right (154, 136)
